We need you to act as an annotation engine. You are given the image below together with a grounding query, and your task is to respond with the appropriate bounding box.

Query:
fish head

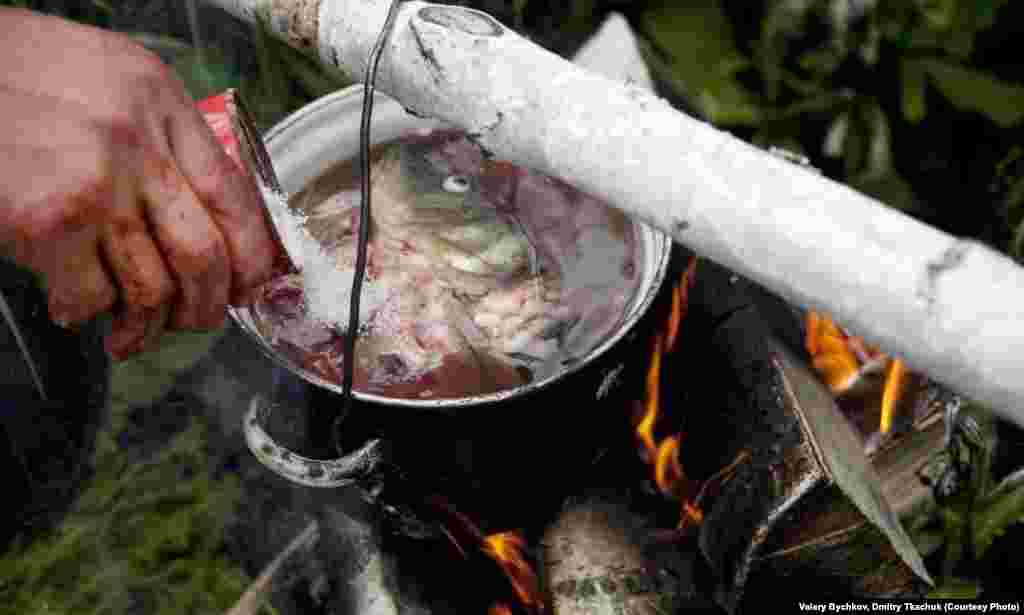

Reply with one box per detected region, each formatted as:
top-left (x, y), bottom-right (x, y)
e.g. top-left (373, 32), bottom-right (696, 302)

top-left (373, 138), bottom-right (535, 276)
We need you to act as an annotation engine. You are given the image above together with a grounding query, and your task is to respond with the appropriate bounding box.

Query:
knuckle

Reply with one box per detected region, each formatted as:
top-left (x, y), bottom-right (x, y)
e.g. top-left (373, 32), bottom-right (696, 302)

top-left (101, 113), bottom-right (146, 151)
top-left (121, 269), bottom-right (176, 310)
top-left (145, 154), bottom-right (186, 201)
top-left (139, 282), bottom-right (176, 311)
top-left (150, 276), bottom-right (178, 307)
top-left (194, 152), bottom-right (247, 212)
top-left (25, 174), bottom-right (113, 242)
top-left (174, 232), bottom-right (228, 278)
top-left (49, 284), bottom-right (114, 325)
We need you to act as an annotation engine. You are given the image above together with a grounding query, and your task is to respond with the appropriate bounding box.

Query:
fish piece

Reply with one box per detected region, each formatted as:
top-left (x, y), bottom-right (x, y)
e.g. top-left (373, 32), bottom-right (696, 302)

top-left (255, 131), bottom-right (641, 399)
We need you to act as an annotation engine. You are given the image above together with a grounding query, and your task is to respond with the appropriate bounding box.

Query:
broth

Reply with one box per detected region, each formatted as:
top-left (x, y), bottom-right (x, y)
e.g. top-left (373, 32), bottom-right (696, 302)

top-left (253, 130), bottom-right (642, 399)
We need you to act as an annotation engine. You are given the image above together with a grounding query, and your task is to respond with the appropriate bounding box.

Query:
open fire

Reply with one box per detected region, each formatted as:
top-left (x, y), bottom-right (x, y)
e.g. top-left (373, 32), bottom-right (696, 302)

top-left (484, 531), bottom-right (545, 615)
top-left (633, 256), bottom-right (704, 529)
top-left (804, 310), bottom-right (911, 437)
top-left (218, 245), bottom-right (949, 615)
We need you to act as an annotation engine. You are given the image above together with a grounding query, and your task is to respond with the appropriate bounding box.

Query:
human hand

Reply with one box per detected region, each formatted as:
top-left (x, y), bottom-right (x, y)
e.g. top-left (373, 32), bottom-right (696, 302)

top-left (0, 8), bottom-right (280, 359)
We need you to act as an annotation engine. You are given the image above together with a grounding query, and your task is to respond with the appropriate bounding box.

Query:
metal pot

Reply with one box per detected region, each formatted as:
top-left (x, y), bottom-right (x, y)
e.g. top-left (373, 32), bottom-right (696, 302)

top-left (228, 86), bottom-right (672, 490)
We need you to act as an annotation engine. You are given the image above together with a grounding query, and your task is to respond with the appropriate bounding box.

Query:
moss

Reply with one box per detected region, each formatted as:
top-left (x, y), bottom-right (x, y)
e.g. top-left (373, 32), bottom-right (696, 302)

top-left (0, 416), bottom-right (258, 615)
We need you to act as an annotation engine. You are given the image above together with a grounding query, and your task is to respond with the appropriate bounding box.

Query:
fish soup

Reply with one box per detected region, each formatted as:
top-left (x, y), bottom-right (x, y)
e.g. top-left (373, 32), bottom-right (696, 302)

top-left (253, 130), bottom-right (643, 400)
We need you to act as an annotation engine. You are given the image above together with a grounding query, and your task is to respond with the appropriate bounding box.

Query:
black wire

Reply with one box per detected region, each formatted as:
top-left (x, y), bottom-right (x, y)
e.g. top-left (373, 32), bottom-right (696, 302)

top-left (335, 0), bottom-right (403, 454)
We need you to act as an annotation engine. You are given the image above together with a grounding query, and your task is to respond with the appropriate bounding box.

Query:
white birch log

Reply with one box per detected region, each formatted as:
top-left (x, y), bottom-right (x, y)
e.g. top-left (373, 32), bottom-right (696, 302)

top-left (206, 0), bottom-right (1024, 428)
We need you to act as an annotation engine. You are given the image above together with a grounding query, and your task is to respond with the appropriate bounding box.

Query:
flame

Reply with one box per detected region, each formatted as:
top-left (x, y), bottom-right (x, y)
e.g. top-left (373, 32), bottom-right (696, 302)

top-left (633, 256), bottom-right (705, 526)
top-left (483, 531), bottom-right (544, 613)
top-left (682, 501), bottom-right (704, 525)
top-left (805, 312), bottom-right (913, 435)
top-left (489, 605), bottom-right (513, 615)
top-left (665, 256), bottom-right (698, 352)
top-left (879, 358), bottom-right (907, 434)
top-left (635, 333), bottom-right (663, 460)
top-left (805, 311), bottom-right (862, 393)
top-left (654, 435), bottom-right (683, 496)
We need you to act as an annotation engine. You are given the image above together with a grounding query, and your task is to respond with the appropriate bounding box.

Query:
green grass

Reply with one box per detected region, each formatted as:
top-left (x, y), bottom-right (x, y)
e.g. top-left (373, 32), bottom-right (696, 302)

top-left (0, 420), bottom-right (252, 615)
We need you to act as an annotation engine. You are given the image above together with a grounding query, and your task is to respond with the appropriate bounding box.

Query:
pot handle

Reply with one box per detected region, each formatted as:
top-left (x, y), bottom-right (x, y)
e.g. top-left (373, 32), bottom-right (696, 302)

top-left (244, 395), bottom-right (387, 488)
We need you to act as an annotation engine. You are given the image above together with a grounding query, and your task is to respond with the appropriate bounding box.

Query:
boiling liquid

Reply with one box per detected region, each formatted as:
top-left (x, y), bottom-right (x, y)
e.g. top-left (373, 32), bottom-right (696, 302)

top-left (254, 131), bottom-right (642, 399)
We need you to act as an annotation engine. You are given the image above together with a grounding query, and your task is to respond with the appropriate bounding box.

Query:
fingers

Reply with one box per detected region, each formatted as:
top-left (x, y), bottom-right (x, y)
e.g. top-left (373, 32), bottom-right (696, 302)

top-left (43, 235), bottom-right (118, 327)
top-left (136, 149), bottom-right (231, 330)
top-left (0, 22), bottom-right (279, 358)
top-left (164, 103), bottom-right (279, 305)
top-left (105, 302), bottom-right (172, 360)
top-left (98, 172), bottom-right (178, 359)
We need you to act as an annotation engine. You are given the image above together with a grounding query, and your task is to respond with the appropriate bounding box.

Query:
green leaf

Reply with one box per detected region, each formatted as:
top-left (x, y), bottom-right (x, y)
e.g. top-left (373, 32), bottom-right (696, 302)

top-left (973, 468), bottom-right (1024, 558)
top-left (918, 0), bottom-right (958, 30)
top-left (757, 0), bottom-right (814, 101)
top-left (798, 46), bottom-right (844, 76)
top-left (774, 347), bottom-right (935, 586)
top-left (917, 59), bottom-right (1024, 128)
top-left (927, 577), bottom-right (982, 599)
top-left (824, 111), bottom-right (849, 158)
top-left (642, 1), bottom-right (762, 125)
top-left (773, 91), bottom-right (851, 121)
top-left (1013, 217), bottom-right (1024, 261)
top-left (241, 13), bottom-right (299, 130)
top-left (840, 101), bottom-right (920, 212)
top-left (842, 105), bottom-right (869, 177)
top-left (849, 169), bottom-right (920, 212)
top-left (900, 58), bottom-right (928, 123)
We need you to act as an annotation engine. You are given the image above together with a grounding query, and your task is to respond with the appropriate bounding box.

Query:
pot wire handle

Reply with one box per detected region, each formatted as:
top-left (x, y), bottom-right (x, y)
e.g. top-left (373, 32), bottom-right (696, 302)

top-left (333, 0), bottom-right (403, 454)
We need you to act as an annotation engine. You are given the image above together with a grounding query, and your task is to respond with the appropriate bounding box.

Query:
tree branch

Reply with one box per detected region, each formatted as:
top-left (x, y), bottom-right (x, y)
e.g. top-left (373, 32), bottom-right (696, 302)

top-left (205, 0), bottom-right (1024, 429)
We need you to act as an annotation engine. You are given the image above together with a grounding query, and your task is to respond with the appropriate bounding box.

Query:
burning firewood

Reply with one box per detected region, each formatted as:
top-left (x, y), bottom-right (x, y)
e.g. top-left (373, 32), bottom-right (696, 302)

top-left (540, 495), bottom-right (685, 615)
top-left (805, 310), bottom-right (940, 453)
top-left (673, 258), bottom-right (952, 611)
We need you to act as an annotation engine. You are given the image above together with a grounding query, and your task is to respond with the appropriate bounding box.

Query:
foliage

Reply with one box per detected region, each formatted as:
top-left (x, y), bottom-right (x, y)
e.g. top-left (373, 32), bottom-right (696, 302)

top-left (0, 419), bottom-right (252, 615)
top-left (918, 404), bottom-right (1024, 596)
top-left (0, 324), bottom-right (268, 614)
top-left (638, 0), bottom-right (1023, 245)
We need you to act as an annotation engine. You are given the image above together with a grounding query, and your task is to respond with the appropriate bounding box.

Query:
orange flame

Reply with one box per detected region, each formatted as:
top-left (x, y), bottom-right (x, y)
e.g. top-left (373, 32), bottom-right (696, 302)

top-left (805, 312), bottom-right (912, 435)
top-left (634, 257), bottom-right (704, 527)
top-left (879, 358), bottom-right (907, 434)
top-left (489, 604), bottom-right (513, 615)
top-left (654, 435), bottom-right (683, 496)
top-left (635, 333), bottom-right (663, 461)
top-left (665, 256), bottom-right (698, 352)
top-left (805, 311), bottom-right (862, 393)
top-left (483, 531), bottom-right (544, 613)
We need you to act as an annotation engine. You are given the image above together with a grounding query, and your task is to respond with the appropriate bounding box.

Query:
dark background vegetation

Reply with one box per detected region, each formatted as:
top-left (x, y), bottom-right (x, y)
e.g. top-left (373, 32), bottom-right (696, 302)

top-left (0, 0), bottom-right (1021, 611)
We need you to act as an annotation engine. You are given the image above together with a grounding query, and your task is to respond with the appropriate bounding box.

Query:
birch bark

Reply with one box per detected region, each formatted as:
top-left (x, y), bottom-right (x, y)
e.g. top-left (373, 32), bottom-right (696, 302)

top-left (206, 0), bottom-right (1024, 428)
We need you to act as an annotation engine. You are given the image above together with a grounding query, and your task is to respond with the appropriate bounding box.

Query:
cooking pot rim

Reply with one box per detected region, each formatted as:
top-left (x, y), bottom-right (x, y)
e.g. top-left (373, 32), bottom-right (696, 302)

top-left (227, 85), bottom-right (673, 410)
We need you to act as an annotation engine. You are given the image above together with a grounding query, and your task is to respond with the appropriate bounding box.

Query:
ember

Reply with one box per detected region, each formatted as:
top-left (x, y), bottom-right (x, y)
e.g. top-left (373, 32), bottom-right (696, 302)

top-left (483, 531), bottom-right (545, 613)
